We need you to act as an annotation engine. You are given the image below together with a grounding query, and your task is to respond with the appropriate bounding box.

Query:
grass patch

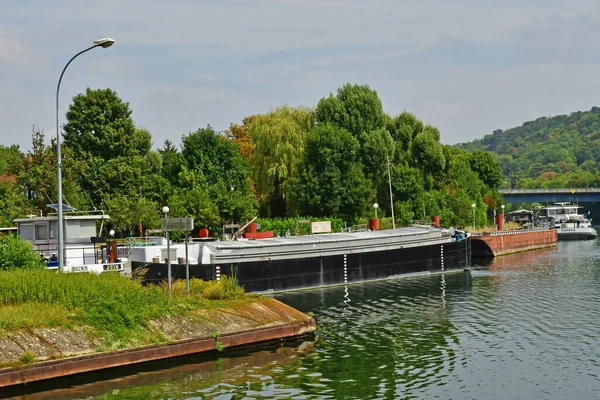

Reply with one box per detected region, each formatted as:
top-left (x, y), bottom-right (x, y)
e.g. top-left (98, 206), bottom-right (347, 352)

top-left (0, 303), bottom-right (73, 330)
top-left (20, 351), bottom-right (36, 364)
top-left (0, 270), bottom-right (248, 342)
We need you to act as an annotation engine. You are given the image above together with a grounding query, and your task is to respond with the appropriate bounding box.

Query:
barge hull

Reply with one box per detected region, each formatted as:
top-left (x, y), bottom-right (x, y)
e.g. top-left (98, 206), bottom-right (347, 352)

top-left (134, 237), bottom-right (471, 293)
top-left (471, 228), bottom-right (557, 258)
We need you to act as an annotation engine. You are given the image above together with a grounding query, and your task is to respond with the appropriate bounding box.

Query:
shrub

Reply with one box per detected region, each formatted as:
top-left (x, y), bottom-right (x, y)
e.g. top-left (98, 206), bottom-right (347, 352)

top-left (0, 234), bottom-right (46, 271)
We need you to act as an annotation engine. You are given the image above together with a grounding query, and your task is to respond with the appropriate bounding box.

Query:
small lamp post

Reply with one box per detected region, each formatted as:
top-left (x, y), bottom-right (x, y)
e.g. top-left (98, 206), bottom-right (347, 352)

top-left (162, 206), bottom-right (171, 296)
top-left (373, 203), bottom-right (379, 219)
top-left (471, 203), bottom-right (476, 230)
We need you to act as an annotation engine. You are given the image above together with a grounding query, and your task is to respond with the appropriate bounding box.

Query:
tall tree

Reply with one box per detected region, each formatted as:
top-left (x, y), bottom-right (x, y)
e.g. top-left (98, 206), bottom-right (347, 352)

top-left (63, 88), bottom-right (138, 161)
top-left (315, 83), bottom-right (385, 139)
top-left (469, 151), bottom-right (503, 189)
top-left (249, 107), bottom-right (314, 217)
top-left (181, 125), bottom-right (257, 224)
top-left (158, 140), bottom-right (184, 187)
top-left (388, 111), bottom-right (423, 152)
top-left (291, 124), bottom-right (372, 219)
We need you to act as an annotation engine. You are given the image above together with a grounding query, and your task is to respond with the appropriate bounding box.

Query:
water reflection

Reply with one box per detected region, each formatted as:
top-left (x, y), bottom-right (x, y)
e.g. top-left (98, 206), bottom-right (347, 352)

top-left (275, 273), bottom-right (470, 399)
top-left (4, 342), bottom-right (316, 400)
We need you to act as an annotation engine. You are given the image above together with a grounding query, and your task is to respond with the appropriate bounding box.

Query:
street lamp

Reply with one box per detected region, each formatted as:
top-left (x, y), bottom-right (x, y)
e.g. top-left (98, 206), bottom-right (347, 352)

top-left (373, 202), bottom-right (379, 219)
top-left (162, 206), bottom-right (171, 295)
top-left (56, 38), bottom-right (115, 272)
top-left (471, 203), bottom-right (476, 230)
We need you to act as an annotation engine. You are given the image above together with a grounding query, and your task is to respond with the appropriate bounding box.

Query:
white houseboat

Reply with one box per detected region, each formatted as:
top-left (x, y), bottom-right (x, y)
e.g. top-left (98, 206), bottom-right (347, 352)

top-left (14, 207), bottom-right (129, 273)
top-left (541, 203), bottom-right (597, 240)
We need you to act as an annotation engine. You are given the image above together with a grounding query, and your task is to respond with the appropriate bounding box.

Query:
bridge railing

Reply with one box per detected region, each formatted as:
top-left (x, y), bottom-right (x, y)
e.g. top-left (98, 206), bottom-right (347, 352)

top-left (500, 188), bottom-right (600, 194)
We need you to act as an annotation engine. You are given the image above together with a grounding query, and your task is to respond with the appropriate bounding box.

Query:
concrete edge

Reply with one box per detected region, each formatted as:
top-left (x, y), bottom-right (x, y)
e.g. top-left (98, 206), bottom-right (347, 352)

top-left (0, 317), bottom-right (316, 388)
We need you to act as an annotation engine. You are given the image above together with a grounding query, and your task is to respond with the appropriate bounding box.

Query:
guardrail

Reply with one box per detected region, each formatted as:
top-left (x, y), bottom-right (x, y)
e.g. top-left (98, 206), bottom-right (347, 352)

top-left (500, 188), bottom-right (600, 193)
top-left (472, 227), bottom-right (552, 237)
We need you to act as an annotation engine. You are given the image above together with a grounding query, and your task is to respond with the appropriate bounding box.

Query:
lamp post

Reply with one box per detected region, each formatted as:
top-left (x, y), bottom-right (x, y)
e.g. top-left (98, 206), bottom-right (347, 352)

top-left (162, 206), bottom-right (171, 296)
top-left (471, 203), bottom-right (476, 230)
top-left (373, 203), bottom-right (379, 219)
top-left (501, 204), bottom-right (505, 229)
top-left (56, 38), bottom-right (115, 272)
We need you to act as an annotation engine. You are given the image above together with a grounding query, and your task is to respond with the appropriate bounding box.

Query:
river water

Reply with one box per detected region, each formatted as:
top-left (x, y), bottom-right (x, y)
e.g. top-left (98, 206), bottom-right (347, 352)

top-left (7, 240), bottom-right (600, 399)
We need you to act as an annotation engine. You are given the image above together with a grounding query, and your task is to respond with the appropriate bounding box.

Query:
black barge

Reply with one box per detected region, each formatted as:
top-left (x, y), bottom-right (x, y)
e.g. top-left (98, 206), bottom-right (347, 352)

top-left (128, 227), bottom-right (471, 293)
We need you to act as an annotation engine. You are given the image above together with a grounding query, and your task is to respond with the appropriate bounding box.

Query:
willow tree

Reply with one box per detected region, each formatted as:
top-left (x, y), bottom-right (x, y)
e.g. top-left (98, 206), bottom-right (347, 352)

top-left (249, 106), bottom-right (314, 217)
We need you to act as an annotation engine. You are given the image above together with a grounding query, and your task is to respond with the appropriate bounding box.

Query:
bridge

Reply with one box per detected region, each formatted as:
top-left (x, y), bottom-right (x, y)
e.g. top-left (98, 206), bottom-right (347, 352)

top-left (499, 188), bottom-right (600, 203)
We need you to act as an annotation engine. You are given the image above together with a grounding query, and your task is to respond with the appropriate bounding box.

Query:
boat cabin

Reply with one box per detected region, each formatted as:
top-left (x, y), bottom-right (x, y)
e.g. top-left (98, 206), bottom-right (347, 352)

top-left (13, 209), bottom-right (124, 272)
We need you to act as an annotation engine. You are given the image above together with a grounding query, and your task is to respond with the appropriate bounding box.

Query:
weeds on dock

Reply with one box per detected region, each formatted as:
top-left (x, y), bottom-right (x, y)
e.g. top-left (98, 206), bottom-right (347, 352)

top-left (0, 270), bottom-right (246, 338)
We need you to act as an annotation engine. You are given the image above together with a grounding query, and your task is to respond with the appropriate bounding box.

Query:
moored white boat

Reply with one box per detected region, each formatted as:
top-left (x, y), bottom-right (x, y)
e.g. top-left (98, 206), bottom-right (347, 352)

top-left (540, 203), bottom-right (597, 240)
top-left (13, 208), bottom-right (129, 273)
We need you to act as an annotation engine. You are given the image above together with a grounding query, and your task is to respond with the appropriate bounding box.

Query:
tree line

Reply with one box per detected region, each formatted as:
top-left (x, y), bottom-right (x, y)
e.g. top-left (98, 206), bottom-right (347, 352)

top-left (0, 84), bottom-right (503, 235)
top-left (457, 107), bottom-right (600, 189)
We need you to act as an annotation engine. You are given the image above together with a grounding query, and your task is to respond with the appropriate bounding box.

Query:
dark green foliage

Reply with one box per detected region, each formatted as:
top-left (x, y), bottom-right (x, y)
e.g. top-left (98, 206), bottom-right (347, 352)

top-left (0, 235), bottom-right (46, 271)
top-left (63, 88), bottom-right (138, 162)
top-left (316, 83), bottom-right (385, 138)
top-left (388, 111), bottom-right (423, 151)
top-left (291, 124), bottom-right (372, 219)
top-left (179, 126), bottom-right (258, 224)
top-left (469, 151), bottom-right (503, 189)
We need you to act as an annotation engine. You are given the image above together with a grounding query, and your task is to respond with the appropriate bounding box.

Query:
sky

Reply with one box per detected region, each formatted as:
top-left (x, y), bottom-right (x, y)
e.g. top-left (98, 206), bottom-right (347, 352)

top-left (2, 0), bottom-right (600, 152)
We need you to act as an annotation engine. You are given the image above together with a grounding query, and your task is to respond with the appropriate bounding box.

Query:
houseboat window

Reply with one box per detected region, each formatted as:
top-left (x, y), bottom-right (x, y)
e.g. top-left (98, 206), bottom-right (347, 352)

top-left (49, 221), bottom-right (57, 239)
top-left (19, 223), bottom-right (34, 240)
top-left (35, 224), bottom-right (48, 240)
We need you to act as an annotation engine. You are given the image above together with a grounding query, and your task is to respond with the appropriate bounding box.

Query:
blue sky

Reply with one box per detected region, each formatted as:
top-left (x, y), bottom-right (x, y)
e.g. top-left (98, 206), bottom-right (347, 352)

top-left (2, 0), bottom-right (600, 151)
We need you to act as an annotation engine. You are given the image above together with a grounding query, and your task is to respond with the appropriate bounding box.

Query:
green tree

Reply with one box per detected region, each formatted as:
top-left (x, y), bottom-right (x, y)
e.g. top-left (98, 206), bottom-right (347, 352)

top-left (181, 126), bottom-right (258, 224)
top-left (388, 111), bottom-right (423, 152)
top-left (158, 140), bottom-right (184, 186)
top-left (291, 124), bottom-right (372, 219)
top-left (469, 151), bottom-right (503, 189)
top-left (315, 83), bottom-right (385, 138)
top-left (63, 88), bottom-right (138, 161)
top-left (249, 107), bottom-right (313, 216)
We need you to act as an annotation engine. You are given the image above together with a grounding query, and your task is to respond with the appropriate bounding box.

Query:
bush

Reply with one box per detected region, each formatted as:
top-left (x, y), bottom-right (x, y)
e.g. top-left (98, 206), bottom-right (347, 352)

top-left (256, 217), bottom-right (345, 236)
top-left (0, 234), bottom-right (46, 271)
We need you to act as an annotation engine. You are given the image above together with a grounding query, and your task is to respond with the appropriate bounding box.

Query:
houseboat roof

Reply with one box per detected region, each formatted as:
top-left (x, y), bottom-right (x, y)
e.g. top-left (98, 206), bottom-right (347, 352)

top-left (13, 212), bottom-right (110, 224)
top-left (206, 226), bottom-right (445, 251)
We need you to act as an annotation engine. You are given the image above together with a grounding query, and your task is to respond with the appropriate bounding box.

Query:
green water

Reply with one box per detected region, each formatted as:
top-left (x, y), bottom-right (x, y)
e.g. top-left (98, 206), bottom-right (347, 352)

top-left (6, 240), bottom-right (600, 399)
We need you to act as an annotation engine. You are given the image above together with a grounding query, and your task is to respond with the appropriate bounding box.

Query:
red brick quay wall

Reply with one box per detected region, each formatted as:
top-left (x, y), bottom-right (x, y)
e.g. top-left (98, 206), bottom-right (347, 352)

top-left (471, 228), bottom-right (557, 257)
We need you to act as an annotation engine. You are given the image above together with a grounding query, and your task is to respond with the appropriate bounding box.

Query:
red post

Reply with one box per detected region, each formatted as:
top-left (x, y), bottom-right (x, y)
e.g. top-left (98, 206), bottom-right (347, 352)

top-left (108, 240), bottom-right (118, 262)
top-left (247, 222), bottom-right (258, 233)
top-left (496, 214), bottom-right (504, 231)
top-left (368, 218), bottom-right (379, 231)
top-left (432, 215), bottom-right (440, 227)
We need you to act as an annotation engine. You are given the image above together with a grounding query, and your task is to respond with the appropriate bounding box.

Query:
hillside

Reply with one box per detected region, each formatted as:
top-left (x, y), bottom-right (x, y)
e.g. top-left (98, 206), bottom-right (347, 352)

top-left (457, 107), bottom-right (600, 188)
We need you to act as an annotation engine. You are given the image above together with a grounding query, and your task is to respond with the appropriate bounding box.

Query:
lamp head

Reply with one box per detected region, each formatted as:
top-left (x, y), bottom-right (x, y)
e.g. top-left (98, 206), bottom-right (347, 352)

top-left (162, 206), bottom-right (169, 214)
top-left (93, 38), bottom-right (115, 48)
top-left (471, 203), bottom-right (476, 208)
top-left (109, 229), bottom-right (115, 237)
top-left (373, 203), bottom-right (379, 209)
